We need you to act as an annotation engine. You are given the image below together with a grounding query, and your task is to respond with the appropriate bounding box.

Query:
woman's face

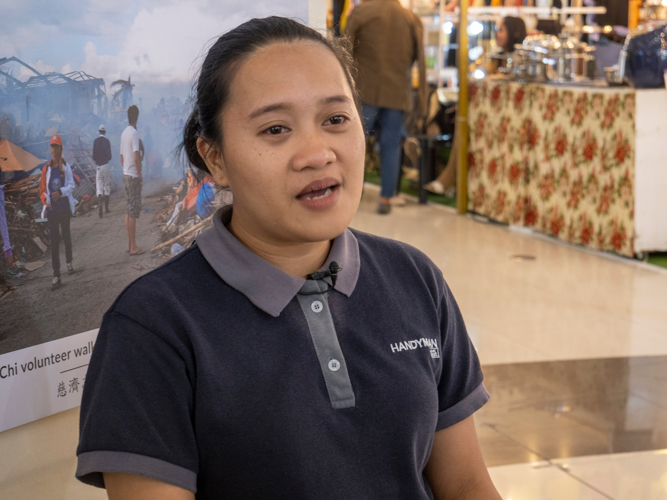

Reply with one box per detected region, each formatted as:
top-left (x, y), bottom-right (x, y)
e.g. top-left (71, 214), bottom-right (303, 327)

top-left (212, 41), bottom-right (365, 245)
top-left (50, 144), bottom-right (63, 163)
top-left (496, 20), bottom-right (508, 52)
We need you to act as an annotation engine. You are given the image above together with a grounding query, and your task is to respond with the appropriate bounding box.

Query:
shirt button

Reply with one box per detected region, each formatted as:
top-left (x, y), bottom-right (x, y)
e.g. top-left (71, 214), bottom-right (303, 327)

top-left (328, 359), bottom-right (341, 372)
top-left (311, 301), bottom-right (323, 313)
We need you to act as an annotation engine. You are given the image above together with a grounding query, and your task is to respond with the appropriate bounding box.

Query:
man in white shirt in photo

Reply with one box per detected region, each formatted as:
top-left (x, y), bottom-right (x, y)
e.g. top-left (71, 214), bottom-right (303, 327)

top-left (120, 105), bottom-right (144, 255)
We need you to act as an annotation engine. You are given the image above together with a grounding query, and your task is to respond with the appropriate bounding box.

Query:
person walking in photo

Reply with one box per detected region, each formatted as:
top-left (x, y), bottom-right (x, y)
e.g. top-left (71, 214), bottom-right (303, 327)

top-left (120, 105), bottom-right (144, 255)
top-left (346, 0), bottom-right (427, 214)
top-left (92, 124), bottom-right (112, 218)
top-left (39, 135), bottom-right (76, 290)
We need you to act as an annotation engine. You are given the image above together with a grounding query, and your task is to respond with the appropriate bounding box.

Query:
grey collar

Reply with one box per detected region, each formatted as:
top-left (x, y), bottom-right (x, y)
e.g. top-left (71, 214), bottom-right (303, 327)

top-left (196, 206), bottom-right (360, 317)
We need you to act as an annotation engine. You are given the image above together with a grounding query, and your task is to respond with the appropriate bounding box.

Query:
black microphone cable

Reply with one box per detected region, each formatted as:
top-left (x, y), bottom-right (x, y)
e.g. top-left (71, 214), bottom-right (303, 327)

top-left (298, 261), bottom-right (342, 295)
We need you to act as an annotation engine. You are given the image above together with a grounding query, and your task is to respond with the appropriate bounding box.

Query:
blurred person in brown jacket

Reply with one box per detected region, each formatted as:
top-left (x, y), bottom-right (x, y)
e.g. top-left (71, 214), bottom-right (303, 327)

top-left (346, 0), bottom-right (427, 214)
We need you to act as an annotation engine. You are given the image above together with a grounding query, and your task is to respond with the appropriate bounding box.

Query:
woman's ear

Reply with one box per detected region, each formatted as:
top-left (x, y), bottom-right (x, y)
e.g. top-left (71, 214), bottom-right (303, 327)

top-left (197, 137), bottom-right (229, 188)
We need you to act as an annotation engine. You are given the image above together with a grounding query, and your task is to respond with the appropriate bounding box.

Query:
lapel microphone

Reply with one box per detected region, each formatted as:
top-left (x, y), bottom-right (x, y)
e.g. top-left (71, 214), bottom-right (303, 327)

top-left (302, 261), bottom-right (342, 294)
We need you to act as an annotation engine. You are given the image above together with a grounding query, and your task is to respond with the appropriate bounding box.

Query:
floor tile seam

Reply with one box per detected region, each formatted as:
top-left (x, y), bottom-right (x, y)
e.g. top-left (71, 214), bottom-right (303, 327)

top-left (483, 418), bottom-right (667, 481)
top-left (480, 412), bottom-right (615, 439)
top-left (551, 448), bottom-right (667, 463)
top-left (484, 424), bottom-right (618, 499)
top-left (628, 389), bottom-right (667, 412)
top-left (557, 467), bottom-right (618, 500)
top-left (481, 423), bottom-right (552, 462)
top-left (479, 402), bottom-right (627, 420)
top-left (481, 421), bottom-right (615, 465)
top-left (481, 394), bottom-right (630, 414)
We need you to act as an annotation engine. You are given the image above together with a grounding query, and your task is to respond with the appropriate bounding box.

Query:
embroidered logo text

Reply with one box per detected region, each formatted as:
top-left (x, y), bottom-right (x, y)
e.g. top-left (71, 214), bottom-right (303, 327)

top-left (390, 338), bottom-right (440, 359)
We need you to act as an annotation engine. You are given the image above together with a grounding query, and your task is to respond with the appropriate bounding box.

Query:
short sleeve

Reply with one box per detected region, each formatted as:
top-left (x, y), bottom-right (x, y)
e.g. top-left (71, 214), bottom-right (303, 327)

top-left (434, 281), bottom-right (489, 431)
top-left (76, 311), bottom-right (198, 493)
top-left (132, 130), bottom-right (140, 153)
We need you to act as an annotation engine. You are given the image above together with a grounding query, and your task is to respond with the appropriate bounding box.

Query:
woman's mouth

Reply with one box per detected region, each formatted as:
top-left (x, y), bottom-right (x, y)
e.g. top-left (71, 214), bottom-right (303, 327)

top-left (300, 186), bottom-right (334, 200)
top-left (296, 179), bottom-right (341, 210)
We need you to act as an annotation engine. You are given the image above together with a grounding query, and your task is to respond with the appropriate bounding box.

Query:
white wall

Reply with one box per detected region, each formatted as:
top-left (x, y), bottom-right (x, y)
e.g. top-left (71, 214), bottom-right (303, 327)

top-left (633, 89), bottom-right (667, 253)
top-left (309, 0), bottom-right (328, 33)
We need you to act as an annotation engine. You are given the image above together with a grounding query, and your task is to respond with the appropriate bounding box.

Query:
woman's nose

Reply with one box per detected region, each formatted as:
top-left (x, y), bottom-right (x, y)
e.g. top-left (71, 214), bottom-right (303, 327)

top-left (291, 130), bottom-right (336, 171)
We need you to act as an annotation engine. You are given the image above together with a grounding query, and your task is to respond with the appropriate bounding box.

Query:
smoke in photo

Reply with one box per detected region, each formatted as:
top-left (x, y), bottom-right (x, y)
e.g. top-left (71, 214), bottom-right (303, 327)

top-left (0, 0), bottom-right (307, 354)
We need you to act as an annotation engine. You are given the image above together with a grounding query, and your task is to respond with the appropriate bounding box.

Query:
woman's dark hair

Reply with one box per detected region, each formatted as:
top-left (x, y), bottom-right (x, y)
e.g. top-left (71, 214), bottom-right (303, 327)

top-left (502, 16), bottom-right (527, 53)
top-left (181, 16), bottom-right (361, 174)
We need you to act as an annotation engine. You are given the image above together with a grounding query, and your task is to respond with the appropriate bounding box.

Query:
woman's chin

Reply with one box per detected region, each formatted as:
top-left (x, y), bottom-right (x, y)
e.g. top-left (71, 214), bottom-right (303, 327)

top-left (291, 205), bottom-right (357, 243)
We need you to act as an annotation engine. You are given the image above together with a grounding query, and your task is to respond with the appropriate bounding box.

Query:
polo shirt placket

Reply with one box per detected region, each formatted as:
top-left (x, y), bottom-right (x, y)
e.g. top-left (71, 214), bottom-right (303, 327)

top-left (196, 207), bottom-right (360, 411)
top-left (296, 280), bottom-right (355, 410)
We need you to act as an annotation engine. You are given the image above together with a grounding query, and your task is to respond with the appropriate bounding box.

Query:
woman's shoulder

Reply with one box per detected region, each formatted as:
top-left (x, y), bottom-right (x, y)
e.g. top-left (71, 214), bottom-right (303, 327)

top-left (351, 227), bottom-right (435, 264)
top-left (350, 228), bottom-right (445, 292)
top-left (107, 244), bottom-right (216, 323)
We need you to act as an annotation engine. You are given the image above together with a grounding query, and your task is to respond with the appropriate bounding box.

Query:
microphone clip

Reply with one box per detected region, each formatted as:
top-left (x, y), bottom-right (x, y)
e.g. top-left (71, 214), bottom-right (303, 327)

top-left (300, 261), bottom-right (343, 295)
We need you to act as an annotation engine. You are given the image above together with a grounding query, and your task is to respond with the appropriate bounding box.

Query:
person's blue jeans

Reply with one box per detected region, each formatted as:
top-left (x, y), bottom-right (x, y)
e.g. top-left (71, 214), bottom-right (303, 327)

top-left (362, 105), bottom-right (405, 199)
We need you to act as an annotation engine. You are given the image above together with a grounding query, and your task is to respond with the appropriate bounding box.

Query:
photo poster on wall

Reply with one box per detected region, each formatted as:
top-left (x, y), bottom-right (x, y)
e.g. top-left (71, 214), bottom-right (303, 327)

top-left (0, 0), bottom-right (312, 433)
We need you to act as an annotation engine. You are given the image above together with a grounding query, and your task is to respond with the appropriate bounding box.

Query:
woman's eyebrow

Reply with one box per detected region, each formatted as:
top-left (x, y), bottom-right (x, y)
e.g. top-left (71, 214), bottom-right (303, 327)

top-left (320, 95), bottom-right (351, 106)
top-left (249, 103), bottom-right (291, 120)
top-left (248, 95), bottom-right (351, 120)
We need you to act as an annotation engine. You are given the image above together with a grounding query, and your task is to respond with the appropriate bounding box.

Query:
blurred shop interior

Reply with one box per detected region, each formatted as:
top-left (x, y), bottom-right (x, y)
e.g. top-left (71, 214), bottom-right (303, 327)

top-left (328, 0), bottom-right (667, 263)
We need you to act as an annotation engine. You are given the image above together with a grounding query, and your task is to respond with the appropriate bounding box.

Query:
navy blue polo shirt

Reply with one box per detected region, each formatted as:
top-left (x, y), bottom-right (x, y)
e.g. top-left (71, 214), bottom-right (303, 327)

top-left (76, 206), bottom-right (489, 498)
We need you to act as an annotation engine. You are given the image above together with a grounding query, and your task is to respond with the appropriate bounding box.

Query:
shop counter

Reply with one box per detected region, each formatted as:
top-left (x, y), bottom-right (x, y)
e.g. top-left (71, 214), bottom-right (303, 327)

top-left (468, 79), bottom-right (667, 257)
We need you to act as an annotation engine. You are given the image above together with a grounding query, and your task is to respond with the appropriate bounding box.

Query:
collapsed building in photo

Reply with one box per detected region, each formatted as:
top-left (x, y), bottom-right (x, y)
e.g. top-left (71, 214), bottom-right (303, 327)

top-left (0, 56), bottom-right (108, 126)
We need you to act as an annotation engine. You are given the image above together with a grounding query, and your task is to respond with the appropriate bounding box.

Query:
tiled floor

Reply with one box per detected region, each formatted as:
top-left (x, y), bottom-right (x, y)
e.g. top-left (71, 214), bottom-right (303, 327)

top-left (352, 187), bottom-right (667, 365)
top-left (353, 186), bottom-right (667, 499)
top-left (488, 460), bottom-right (614, 500)
top-left (478, 357), bottom-right (667, 466)
top-left (550, 450), bottom-right (667, 500)
top-left (489, 451), bottom-right (667, 500)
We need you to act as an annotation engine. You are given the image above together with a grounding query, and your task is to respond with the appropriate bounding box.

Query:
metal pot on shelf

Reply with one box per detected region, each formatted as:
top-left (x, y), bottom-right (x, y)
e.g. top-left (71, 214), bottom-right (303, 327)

top-left (515, 34), bottom-right (597, 83)
top-left (604, 66), bottom-right (625, 85)
top-left (482, 33), bottom-right (598, 84)
top-left (553, 36), bottom-right (597, 81)
top-left (517, 35), bottom-right (558, 82)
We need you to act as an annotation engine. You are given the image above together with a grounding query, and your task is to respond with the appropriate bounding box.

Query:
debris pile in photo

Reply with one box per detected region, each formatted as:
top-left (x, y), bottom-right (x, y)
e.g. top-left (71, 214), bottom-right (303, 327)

top-left (150, 172), bottom-right (231, 259)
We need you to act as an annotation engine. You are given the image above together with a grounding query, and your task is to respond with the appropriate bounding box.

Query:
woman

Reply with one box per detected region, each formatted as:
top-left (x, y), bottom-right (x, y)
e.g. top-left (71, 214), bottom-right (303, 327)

top-left (76, 17), bottom-right (499, 500)
top-left (39, 134), bottom-right (76, 290)
top-left (496, 16), bottom-right (527, 54)
top-left (425, 16), bottom-right (526, 196)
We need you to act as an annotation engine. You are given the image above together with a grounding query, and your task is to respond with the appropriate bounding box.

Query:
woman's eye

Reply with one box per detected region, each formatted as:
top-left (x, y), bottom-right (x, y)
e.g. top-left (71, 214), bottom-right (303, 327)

top-left (325, 115), bottom-right (347, 126)
top-left (264, 126), bottom-right (288, 135)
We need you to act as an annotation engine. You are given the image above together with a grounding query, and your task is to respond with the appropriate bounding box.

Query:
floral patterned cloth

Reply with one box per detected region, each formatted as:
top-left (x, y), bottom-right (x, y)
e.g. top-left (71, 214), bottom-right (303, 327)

top-left (468, 80), bottom-right (636, 256)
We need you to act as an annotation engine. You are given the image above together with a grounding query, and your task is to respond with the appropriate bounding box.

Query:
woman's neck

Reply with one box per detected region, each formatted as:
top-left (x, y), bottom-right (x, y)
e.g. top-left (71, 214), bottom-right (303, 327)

top-left (227, 216), bottom-right (331, 279)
